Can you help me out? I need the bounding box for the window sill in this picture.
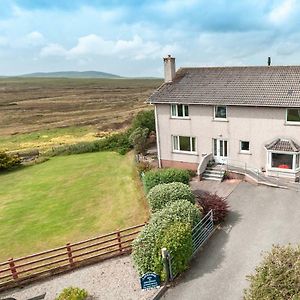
[268,167,295,173]
[170,117,191,120]
[239,151,252,155]
[172,151,198,156]
[212,118,229,122]
[284,121,300,126]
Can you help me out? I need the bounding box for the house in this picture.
[148,55,300,181]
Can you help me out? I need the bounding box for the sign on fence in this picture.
[140,272,160,290]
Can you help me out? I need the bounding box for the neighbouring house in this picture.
[148,55,300,181]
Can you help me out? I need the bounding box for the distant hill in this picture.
[19,71,122,79]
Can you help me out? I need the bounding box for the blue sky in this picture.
[0,0,300,76]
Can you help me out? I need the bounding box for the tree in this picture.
[129,127,149,154]
[132,110,155,133]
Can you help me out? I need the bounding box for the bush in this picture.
[143,168,190,193]
[0,151,21,171]
[155,222,193,281]
[195,191,229,223]
[244,244,300,299]
[147,182,195,213]
[132,200,201,278]
[129,127,149,154]
[55,287,88,300]
[136,161,153,175]
[132,109,155,133]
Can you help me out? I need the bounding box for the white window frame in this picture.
[267,150,300,172]
[240,140,250,153]
[286,108,300,125]
[171,104,189,118]
[214,105,227,120]
[172,135,197,154]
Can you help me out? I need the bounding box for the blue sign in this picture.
[140,272,160,290]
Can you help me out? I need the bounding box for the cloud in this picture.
[24,31,45,46]
[40,43,67,57]
[268,0,296,25]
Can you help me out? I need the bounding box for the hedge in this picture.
[132,200,201,277]
[143,168,190,193]
[0,151,21,171]
[147,182,195,213]
[244,244,300,299]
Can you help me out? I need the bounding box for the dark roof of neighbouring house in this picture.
[148,66,300,107]
[265,138,300,152]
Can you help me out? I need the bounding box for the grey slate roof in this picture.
[149,66,300,107]
[265,138,300,152]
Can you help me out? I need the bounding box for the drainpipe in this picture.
[154,104,162,168]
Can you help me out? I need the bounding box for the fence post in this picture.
[161,248,171,282]
[117,230,122,253]
[8,258,18,280]
[66,243,74,267]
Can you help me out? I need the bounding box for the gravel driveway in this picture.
[0,256,159,300]
[163,182,300,300]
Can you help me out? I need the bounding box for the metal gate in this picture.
[165,210,214,281]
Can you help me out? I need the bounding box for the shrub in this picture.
[143,168,190,193]
[0,151,21,171]
[55,287,88,300]
[132,200,201,278]
[244,244,300,299]
[147,182,195,213]
[129,127,149,154]
[132,109,155,133]
[195,191,229,223]
[155,222,193,281]
[136,161,153,175]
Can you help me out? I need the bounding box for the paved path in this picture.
[163,182,300,300]
[0,256,159,300]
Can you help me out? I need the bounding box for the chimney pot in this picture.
[163,55,176,83]
[268,56,271,67]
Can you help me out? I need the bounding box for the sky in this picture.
[1,0,300,77]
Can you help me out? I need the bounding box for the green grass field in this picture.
[0,152,149,261]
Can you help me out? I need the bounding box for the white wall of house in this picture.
[156,103,300,177]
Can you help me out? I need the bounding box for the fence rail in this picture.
[0,223,145,291]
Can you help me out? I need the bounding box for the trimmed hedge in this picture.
[244,244,300,299]
[132,200,201,277]
[147,182,195,213]
[143,168,190,193]
[55,287,88,300]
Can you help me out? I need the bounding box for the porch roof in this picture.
[265,138,300,152]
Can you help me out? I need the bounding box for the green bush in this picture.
[244,244,300,300]
[129,127,149,154]
[143,168,190,193]
[0,151,21,171]
[55,287,88,300]
[147,182,195,213]
[132,200,201,277]
[132,109,155,133]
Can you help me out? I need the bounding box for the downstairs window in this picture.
[172,136,196,153]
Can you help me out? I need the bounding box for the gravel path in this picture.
[0,256,160,300]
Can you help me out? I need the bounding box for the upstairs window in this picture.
[172,135,196,153]
[286,108,300,123]
[171,104,189,118]
[240,141,250,152]
[214,105,227,119]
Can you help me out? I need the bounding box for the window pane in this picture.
[177,104,183,117]
[219,140,224,156]
[224,141,228,157]
[191,137,196,152]
[287,109,300,122]
[179,136,191,151]
[296,154,300,169]
[215,106,227,118]
[213,139,217,156]
[241,141,250,151]
[171,104,177,117]
[173,136,178,150]
[184,105,189,117]
[271,153,293,169]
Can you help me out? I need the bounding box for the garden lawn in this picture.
[0,152,149,261]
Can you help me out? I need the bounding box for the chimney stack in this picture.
[268,56,271,67]
[163,55,176,83]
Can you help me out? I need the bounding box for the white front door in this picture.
[213,139,228,164]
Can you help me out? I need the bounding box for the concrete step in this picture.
[202,175,222,181]
[204,170,224,176]
[202,169,225,181]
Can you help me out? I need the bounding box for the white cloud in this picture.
[40,34,180,61]
[25,31,45,46]
[268,0,296,24]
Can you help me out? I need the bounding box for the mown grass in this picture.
[0,152,149,261]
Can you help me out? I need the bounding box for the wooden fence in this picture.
[0,223,145,291]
